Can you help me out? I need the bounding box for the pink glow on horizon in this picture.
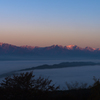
[66,45,76,49]
[0,42,100,52]
[0,42,4,46]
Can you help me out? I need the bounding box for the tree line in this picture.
[0,71,100,100]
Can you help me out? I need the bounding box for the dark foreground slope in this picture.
[0,71,100,100]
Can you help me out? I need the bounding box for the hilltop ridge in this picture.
[0,42,100,60]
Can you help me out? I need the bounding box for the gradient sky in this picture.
[0,0,100,48]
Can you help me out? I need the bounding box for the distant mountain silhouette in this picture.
[0,42,100,59]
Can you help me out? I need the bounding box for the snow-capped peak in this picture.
[66,45,76,49]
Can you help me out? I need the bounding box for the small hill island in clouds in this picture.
[0,42,100,60]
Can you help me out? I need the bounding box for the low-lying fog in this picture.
[0,59,100,89]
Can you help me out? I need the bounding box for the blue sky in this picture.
[0,0,100,48]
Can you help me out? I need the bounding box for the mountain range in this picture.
[0,42,100,60]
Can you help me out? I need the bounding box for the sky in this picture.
[0,0,100,48]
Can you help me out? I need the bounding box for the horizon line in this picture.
[0,42,99,49]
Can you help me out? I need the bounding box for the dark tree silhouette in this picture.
[0,71,59,100]
[1,72,100,100]
[88,76,100,100]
